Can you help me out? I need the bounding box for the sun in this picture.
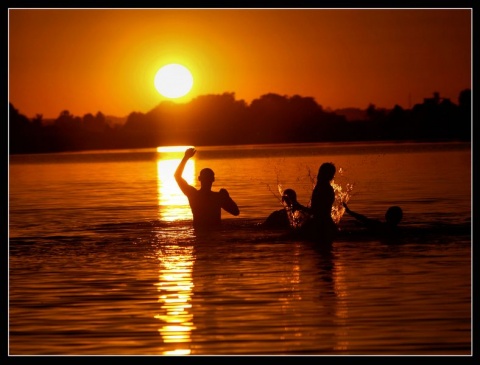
[154,64,193,99]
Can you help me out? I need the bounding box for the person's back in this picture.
[187,188,238,229]
[263,208,291,229]
[175,148,239,231]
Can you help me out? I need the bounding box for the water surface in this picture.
[9,141,472,355]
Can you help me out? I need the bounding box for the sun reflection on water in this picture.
[156,147,196,221]
[332,252,349,351]
[154,243,196,355]
[154,146,197,355]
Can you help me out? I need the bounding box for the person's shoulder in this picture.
[182,184,198,195]
[264,209,289,227]
[212,190,225,198]
[267,209,288,221]
[216,189,236,201]
[269,209,286,217]
[299,203,310,211]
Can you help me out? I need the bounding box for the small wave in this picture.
[9,218,471,250]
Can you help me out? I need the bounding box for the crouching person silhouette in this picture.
[263,188,311,229]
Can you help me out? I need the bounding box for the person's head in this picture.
[317,162,336,182]
[281,189,297,206]
[198,168,215,185]
[385,206,403,226]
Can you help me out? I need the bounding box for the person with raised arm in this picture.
[174,147,240,231]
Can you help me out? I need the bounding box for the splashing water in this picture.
[277,184,305,229]
[331,180,354,224]
[272,166,354,228]
[290,209,310,229]
[307,166,354,224]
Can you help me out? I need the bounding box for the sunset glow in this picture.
[8,8,471,119]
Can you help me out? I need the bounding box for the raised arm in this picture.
[175,148,196,194]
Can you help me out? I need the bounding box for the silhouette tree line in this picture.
[9,89,471,154]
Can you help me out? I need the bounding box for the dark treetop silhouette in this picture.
[9,89,471,154]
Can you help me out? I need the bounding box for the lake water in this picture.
[8,141,472,356]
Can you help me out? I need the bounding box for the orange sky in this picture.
[8,8,472,119]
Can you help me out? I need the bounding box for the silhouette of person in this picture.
[301,162,338,243]
[342,202,403,236]
[174,147,240,231]
[263,188,311,229]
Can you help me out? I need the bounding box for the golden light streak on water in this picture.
[155,244,195,355]
[156,147,196,221]
[332,252,349,351]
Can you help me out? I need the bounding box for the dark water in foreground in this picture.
[9,142,472,356]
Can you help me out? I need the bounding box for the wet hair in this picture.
[385,206,403,225]
[317,162,336,181]
[282,189,297,201]
[199,168,215,182]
